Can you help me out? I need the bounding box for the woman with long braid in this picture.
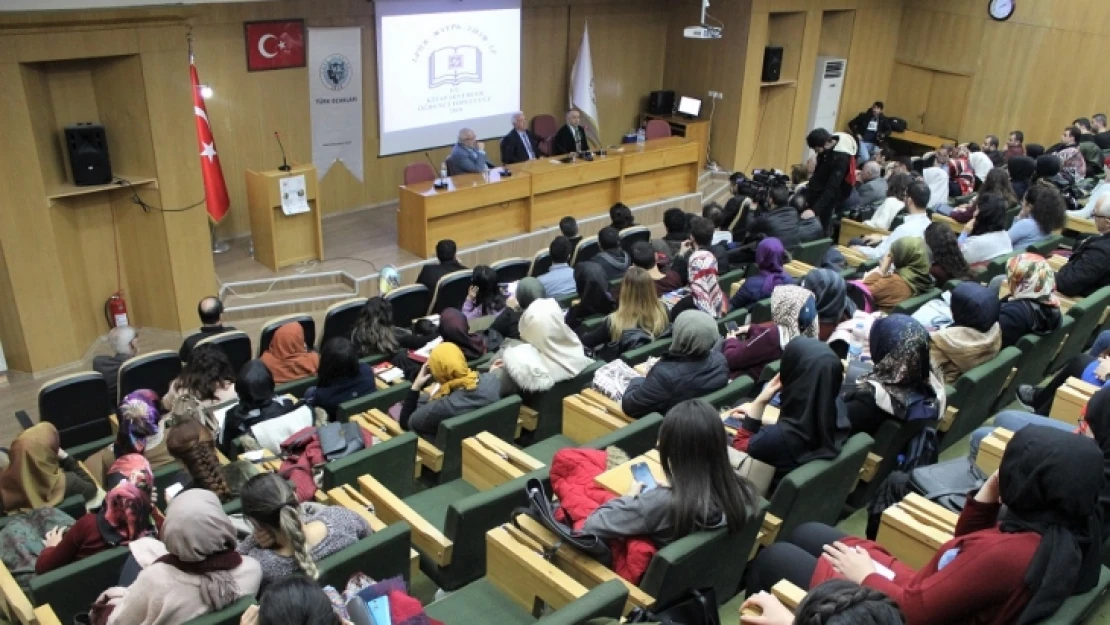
[237,473,369,591]
[742,579,905,624]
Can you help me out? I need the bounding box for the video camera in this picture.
[733,168,790,208]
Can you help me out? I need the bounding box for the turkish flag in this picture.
[245,20,306,72]
[191,63,230,223]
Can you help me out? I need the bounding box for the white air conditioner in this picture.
[805,56,847,160]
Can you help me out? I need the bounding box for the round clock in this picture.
[989,0,1015,21]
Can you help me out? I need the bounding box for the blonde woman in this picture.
[580,267,670,353]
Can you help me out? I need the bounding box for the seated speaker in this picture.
[64,124,112,186]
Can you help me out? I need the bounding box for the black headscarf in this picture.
[1035,154,1060,178]
[999,425,1104,624]
[1084,386,1110,535]
[236,360,277,411]
[573,262,615,317]
[950,282,1000,333]
[776,338,851,464]
[1026,143,1045,159]
[1008,155,1035,183]
[438,308,487,360]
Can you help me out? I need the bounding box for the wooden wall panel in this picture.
[817,10,854,58]
[521,5,569,124]
[895,8,982,76]
[836,5,900,130]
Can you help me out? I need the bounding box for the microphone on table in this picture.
[425,152,449,190]
[274,132,291,172]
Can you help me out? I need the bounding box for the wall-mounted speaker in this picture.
[64,124,112,186]
[761,46,784,83]
[648,90,675,115]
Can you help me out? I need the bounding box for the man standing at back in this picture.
[179,296,235,362]
[500,112,540,165]
[805,128,853,235]
[416,239,468,293]
[446,128,493,174]
[552,109,589,156]
[95,325,138,403]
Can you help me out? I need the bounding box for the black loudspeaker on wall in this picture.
[648,90,675,115]
[64,124,112,186]
[761,46,784,83]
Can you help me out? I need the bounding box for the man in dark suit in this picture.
[551,109,590,156]
[500,112,540,165]
[416,239,468,293]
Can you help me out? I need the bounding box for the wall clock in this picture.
[989,0,1015,21]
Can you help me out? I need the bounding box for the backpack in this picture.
[889,117,907,132]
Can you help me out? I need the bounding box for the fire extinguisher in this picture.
[105,292,129,329]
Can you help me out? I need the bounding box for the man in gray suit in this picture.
[445,128,494,174]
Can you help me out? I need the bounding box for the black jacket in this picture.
[1056,232,1110,298]
[621,351,729,418]
[848,112,892,143]
[179,325,237,363]
[1096,132,1110,150]
[998,299,1062,349]
[552,124,589,156]
[806,149,853,230]
[750,206,802,250]
[415,260,467,294]
[500,128,541,165]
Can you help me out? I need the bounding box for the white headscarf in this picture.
[969,152,993,182]
[923,167,949,209]
[501,298,594,392]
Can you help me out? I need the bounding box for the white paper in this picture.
[279,175,310,216]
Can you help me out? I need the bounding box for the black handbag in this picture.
[318,422,365,462]
[626,587,719,625]
[909,457,984,513]
[519,478,612,567]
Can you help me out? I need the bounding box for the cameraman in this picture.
[719,172,750,238]
[748,186,802,250]
[805,128,855,235]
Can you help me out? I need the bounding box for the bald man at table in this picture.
[551,109,590,156]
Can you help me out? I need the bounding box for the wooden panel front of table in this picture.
[520,155,623,229]
[619,137,700,206]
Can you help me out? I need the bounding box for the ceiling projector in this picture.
[684,1,722,39]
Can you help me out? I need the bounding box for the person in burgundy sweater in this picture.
[722,285,818,381]
[36,454,159,574]
[746,425,1104,625]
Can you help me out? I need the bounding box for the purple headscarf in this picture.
[755,237,791,297]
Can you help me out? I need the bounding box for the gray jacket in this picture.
[857,177,888,208]
[446,143,492,174]
[581,485,728,547]
[406,372,501,439]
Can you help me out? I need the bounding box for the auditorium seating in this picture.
[531,114,558,140]
[528,249,553,277]
[939,346,1022,451]
[491,257,531,284]
[182,597,256,625]
[644,119,672,140]
[570,236,600,266]
[385,284,432,328]
[1048,286,1110,373]
[116,349,181,403]
[404,162,437,185]
[319,297,367,349]
[428,269,474,315]
[256,314,316,355]
[195,330,252,375]
[29,546,130,624]
[618,226,650,255]
[38,372,114,459]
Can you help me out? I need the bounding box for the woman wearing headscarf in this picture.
[930,283,1002,384]
[958,193,1014,267]
[842,314,944,436]
[730,338,850,481]
[259,323,319,384]
[400,342,501,441]
[489,277,545,341]
[100,490,261,625]
[621,310,728,418]
[670,250,728,321]
[968,151,994,188]
[1026,143,1045,159]
[997,253,1062,348]
[1008,155,1036,200]
[0,423,98,515]
[35,454,158,574]
[723,285,818,381]
[922,167,950,214]
[730,238,793,311]
[86,390,176,486]
[564,262,615,331]
[801,269,856,340]
[747,425,1104,625]
[219,360,299,457]
[437,307,487,361]
[861,238,934,312]
[495,298,594,397]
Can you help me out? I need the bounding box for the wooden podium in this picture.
[246,164,325,271]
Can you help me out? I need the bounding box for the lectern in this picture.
[245,164,324,271]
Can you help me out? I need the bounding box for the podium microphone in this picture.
[426,152,448,189]
[274,132,291,172]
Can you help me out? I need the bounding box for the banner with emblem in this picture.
[308,27,364,181]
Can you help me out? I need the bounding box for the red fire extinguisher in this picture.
[105,292,129,329]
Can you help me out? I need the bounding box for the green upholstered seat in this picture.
[891,288,942,315]
[791,238,832,267]
[767,433,874,543]
[994,316,1073,411]
[1026,233,1064,256]
[749,299,772,324]
[152,461,183,501]
[322,431,419,498]
[425,578,628,625]
[620,338,674,366]
[523,412,664,466]
[716,307,748,335]
[428,395,523,484]
[1039,566,1110,624]
[222,498,242,515]
[758,360,781,384]
[336,382,409,423]
[940,346,1021,451]
[30,546,130,624]
[846,419,929,510]
[717,268,747,294]
[701,375,755,410]
[316,522,413,586]
[1049,286,1110,373]
[67,435,115,461]
[975,252,1019,283]
[405,479,479,532]
[274,375,317,400]
[182,597,255,625]
[525,360,604,444]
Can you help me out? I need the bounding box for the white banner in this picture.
[309,27,364,182]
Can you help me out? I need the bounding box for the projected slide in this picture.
[377,0,521,156]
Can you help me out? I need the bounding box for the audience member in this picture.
[1057,146,1088,186]
[855,181,932,260]
[922,166,950,213]
[0,423,98,515]
[1035,155,1081,212]
[94,325,138,403]
[703,203,733,245]
[793,195,826,245]
[742,579,906,625]
[968,150,994,189]
[863,172,911,231]
[304,338,376,422]
[671,249,727,321]
[253,576,341,625]
[1026,143,1045,159]
[730,237,793,311]
[658,207,690,258]
[720,173,750,235]
[564,262,615,331]
[219,360,298,457]
[621,310,727,418]
[559,216,582,249]
[958,193,1014,267]
[179,296,235,363]
[581,399,759,545]
[749,186,804,249]
[1017,345,1109,414]
[86,390,173,484]
[1009,184,1065,249]
[580,267,669,352]
[1003,130,1025,162]
[593,227,630,282]
[1008,155,1036,200]
[399,342,501,439]
[445,127,492,174]
[538,235,576,298]
[723,285,817,381]
[608,202,635,231]
[1094,113,1110,149]
[805,129,854,233]
[982,134,1002,162]
[260,323,319,384]
[415,239,467,293]
[1049,126,1081,155]
[949,167,1017,224]
[168,416,252,502]
[1055,198,1110,297]
[629,241,682,295]
[930,283,1002,383]
[461,264,506,320]
[801,269,856,340]
[437,307,487,360]
[1075,117,1097,143]
[924,222,971,285]
[847,102,890,164]
[730,338,850,481]
[350,297,434,360]
[857,162,887,207]
[671,216,730,287]
[163,343,236,411]
[862,237,933,312]
[997,253,1062,348]
[100,489,261,625]
[489,277,545,340]
[494,298,593,396]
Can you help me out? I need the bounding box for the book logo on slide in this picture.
[320,53,352,91]
[429,46,482,88]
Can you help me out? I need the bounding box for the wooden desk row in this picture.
[397,137,701,257]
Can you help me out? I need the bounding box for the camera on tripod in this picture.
[733,168,790,208]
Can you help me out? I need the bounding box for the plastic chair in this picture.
[528,249,553,278]
[531,114,558,139]
[428,269,474,315]
[257,314,316,355]
[384,284,431,328]
[318,298,368,349]
[195,330,253,375]
[404,162,437,185]
[570,237,600,266]
[491,257,531,284]
[38,372,114,458]
[116,350,181,403]
[644,119,672,140]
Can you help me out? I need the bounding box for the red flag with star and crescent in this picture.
[191,63,230,223]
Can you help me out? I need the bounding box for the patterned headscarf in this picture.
[115,390,162,457]
[755,238,791,297]
[890,238,935,295]
[97,453,156,546]
[688,250,725,319]
[1056,147,1086,184]
[1007,253,1059,307]
[863,314,932,406]
[427,342,480,399]
[771,285,819,346]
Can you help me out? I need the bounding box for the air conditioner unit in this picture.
[805,56,847,160]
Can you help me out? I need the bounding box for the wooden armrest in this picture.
[835,245,868,267]
[487,526,589,613]
[562,396,629,445]
[215,450,230,466]
[0,560,34,625]
[759,513,782,547]
[858,452,882,482]
[784,262,813,278]
[325,485,420,577]
[1046,255,1068,272]
[510,514,655,613]
[362,409,443,472]
[518,406,539,432]
[771,579,807,612]
[362,409,405,436]
[1066,377,1101,396]
[938,406,958,432]
[109,414,119,436]
[579,389,631,419]
[357,474,453,567]
[350,413,394,442]
[33,605,62,625]
[730,280,744,298]
[900,494,959,532]
[877,504,953,570]
[462,433,543,490]
[975,428,1012,475]
[238,450,280,473]
[1050,382,1093,426]
[837,219,889,246]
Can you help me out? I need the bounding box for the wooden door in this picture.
[885,62,932,131]
[924,72,970,141]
